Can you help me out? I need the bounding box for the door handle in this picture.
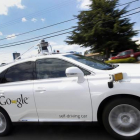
[35,90,46,92]
[35,87,46,92]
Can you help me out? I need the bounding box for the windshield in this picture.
[117,51,131,56]
[64,54,114,70]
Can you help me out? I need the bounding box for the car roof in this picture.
[0,53,72,71]
[119,49,133,53]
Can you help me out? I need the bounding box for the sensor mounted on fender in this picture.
[108,73,123,88]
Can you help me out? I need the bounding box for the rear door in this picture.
[0,62,38,122]
[33,58,92,122]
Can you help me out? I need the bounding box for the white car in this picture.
[0,53,140,140]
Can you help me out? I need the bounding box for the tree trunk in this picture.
[105,47,110,59]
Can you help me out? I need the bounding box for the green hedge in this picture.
[105,57,136,64]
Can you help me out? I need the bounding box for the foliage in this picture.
[84,50,89,55]
[105,57,136,63]
[66,0,139,58]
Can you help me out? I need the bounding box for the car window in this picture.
[125,51,131,55]
[118,52,125,56]
[118,51,131,56]
[36,58,90,79]
[1,62,34,83]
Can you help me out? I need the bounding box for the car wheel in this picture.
[0,109,12,136]
[137,56,140,61]
[102,98,140,140]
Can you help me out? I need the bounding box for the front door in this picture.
[34,58,92,122]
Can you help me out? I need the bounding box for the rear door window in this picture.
[1,62,34,83]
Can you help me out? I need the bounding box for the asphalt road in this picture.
[1,123,116,140]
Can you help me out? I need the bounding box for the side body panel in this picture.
[87,75,140,121]
[0,81,38,122]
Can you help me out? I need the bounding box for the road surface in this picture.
[1,123,115,140]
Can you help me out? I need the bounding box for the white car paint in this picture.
[0,54,140,122]
[34,77,92,122]
[0,81,38,122]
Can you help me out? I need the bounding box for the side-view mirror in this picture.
[65,67,85,83]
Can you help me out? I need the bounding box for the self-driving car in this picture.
[0,53,140,140]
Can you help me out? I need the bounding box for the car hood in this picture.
[112,64,140,74]
[92,64,140,81]
[109,64,140,80]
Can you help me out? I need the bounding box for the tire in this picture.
[102,98,140,140]
[137,56,140,61]
[0,109,12,136]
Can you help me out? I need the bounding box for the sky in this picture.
[0,0,140,63]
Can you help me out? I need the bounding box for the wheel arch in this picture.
[97,94,140,125]
[0,106,12,122]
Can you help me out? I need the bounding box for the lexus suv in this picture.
[0,53,140,140]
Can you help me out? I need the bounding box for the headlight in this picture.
[130,54,134,57]
[109,58,111,60]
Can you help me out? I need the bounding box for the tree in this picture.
[84,50,89,55]
[65,0,139,58]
